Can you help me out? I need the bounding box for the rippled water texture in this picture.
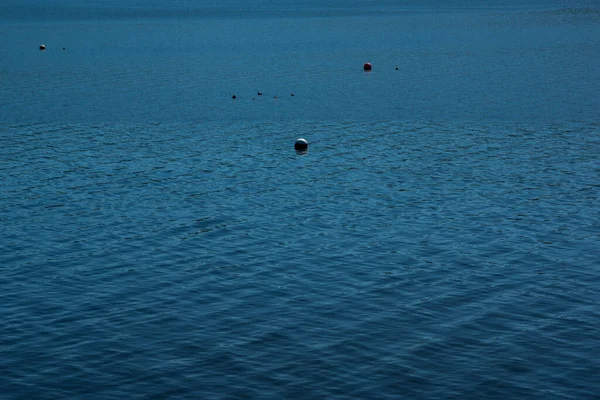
[2,1,600,399]
[2,121,599,398]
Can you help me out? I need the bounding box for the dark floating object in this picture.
[232,95,237,99]
[252,97,255,100]
[294,138,308,151]
[291,93,295,97]
[257,92,263,96]
[395,67,399,70]
[274,95,278,99]
[363,62,372,71]
[39,44,46,50]
[63,47,66,50]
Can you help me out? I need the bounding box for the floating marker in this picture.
[232,95,237,99]
[258,92,263,96]
[363,62,372,71]
[294,138,308,151]
[39,44,46,50]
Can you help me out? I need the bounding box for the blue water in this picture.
[1,1,600,399]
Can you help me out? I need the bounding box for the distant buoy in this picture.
[363,62,372,71]
[274,95,278,99]
[294,138,308,151]
[291,93,295,97]
[232,95,237,99]
[39,44,46,51]
[395,67,399,70]
[258,92,263,96]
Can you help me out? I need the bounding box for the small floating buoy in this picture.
[294,138,308,151]
[291,93,295,97]
[274,95,278,99]
[257,92,263,96]
[232,95,237,99]
[39,44,46,51]
[363,62,372,71]
[395,67,398,70]
[63,47,66,51]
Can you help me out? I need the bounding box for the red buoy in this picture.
[363,62,372,71]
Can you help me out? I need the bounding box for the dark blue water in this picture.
[2,1,600,399]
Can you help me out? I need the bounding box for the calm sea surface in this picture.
[1,1,600,399]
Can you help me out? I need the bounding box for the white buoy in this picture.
[294,138,308,151]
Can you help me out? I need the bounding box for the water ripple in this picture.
[1,120,599,398]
